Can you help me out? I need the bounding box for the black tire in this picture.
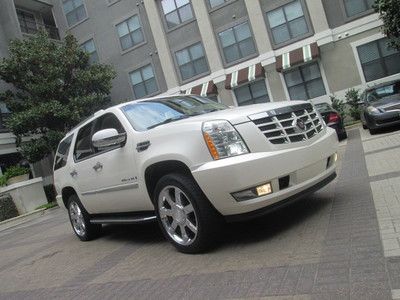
[369,128,378,135]
[67,195,102,241]
[338,131,347,141]
[362,124,367,129]
[153,173,222,254]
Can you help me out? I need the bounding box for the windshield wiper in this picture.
[147,115,189,129]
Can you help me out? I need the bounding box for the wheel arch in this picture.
[144,160,194,204]
[61,186,78,209]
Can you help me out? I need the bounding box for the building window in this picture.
[208,0,229,9]
[161,0,194,29]
[218,22,257,64]
[266,0,309,45]
[16,9,37,34]
[234,80,270,106]
[81,39,99,64]
[175,43,209,81]
[284,62,326,100]
[343,0,374,17]
[130,65,158,99]
[357,38,400,82]
[62,0,87,27]
[116,15,144,51]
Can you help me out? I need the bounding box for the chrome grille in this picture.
[250,104,323,144]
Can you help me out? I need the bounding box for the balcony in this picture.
[14,0,60,40]
[19,18,60,40]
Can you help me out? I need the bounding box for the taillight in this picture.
[328,113,340,123]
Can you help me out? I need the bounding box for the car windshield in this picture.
[366,82,400,102]
[121,96,227,131]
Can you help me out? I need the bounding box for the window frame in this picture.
[283,61,327,100]
[16,8,38,35]
[159,0,195,31]
[233,79,270,106]
[115,14,146,52]
[73,113,127,163]
[129,63,160,99]
[263,0,313,49]
[216,19,258,66]
[356,37,400,83]
[62,0,88,28]
[173,41,210,83]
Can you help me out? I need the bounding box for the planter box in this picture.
[7,174,29,186]
[0,177,47,214]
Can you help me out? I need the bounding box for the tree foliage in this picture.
[0,31,115,162]
[374,0,400,50]
[345,88,361,121]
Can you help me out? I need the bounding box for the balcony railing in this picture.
[0,113,10,133]
[19,20,60,40]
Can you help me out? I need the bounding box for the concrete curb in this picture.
[0,206,59,232]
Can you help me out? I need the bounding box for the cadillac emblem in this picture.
[292,117,306,132]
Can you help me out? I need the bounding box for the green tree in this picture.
[0,31,115,163]
[345,88,361,121]
[374,0,400,50]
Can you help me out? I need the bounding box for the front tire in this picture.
[154,173,222,254]
[67,195,101,241]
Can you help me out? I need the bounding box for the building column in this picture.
[190,0,223,73]
[244,0,272,55]
[305,0,329,33]
[143,0,179,90]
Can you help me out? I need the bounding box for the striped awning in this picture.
[225,63,265,90]
[183,81,218,96]
[276,43,319,72]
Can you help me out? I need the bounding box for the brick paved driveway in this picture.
[1,126,400,299]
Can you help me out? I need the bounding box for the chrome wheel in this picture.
[69,201,86,237]
[158,185,198,246]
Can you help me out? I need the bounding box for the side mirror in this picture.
[92,128,126,149]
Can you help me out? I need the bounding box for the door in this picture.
[71,113,145,214]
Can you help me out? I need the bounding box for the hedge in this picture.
[0,194,19,222]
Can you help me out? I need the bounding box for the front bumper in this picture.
[192,128,338,216]
[366,110,400,129]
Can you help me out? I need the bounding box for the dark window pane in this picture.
[120,35,132,50]
[306,79,326,99]
[344,0,367,16]
[267,8,285,27]
[145,78,158,94]
[385,54,400,76]
[180,63,195,80]
[178,4,193,23]
[235,22,252,41]
[301,63,321,81]
[219,29,236,47]
[250,80,268,99]
[133,82,147,98]
[176,49,191,66]
[364,61,386,82]
[74,123,94,160]
[272,24,290,44]
[166,11,180,28]
[224,45,241,63]
[288,85,307,100]
[288,17,308,38]
[235,81,269,106]
[235,86,252,104]
[209,0,225,8]
[66,12,78,26]
[284,1,304,21]
[131,29,144,45]
[193,58,208,75]
[284,69,303,87]
[358,42,380,63]
[238,38,256,58]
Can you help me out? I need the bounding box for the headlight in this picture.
[202,120,249,160]
[367,106,380,114]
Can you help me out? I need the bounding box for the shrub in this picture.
[4,166,29,180]
[0,176,6,187]
[0,194,19,222]
[43,184,57,203]
[345,88,361,120]
[330,95,346,118]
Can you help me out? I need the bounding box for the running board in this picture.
[90,215,156,224]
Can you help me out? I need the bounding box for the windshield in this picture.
[121,96,227,131]
[366,82,400,102]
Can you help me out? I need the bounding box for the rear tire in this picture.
[362,124,367,129]
[67,195,102,241]
[154,173,222,254]
[338,131,347,141]
[369,128,378,135]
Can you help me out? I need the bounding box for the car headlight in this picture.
[202,120,249,160]
[367,106,380,114]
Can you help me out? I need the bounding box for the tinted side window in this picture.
[54,135,73,171]
[92,113,126,153]
[74,122,94,161]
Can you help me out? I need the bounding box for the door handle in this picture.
[70,170,78,177]
[93,162,103,171]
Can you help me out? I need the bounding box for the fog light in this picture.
[232,182,272,202]
[256,183,272,196]
[333,152,338,162]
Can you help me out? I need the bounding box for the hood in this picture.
[180,100,309,125]
[370,94,400,108]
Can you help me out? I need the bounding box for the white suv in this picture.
[54,95,338,253]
